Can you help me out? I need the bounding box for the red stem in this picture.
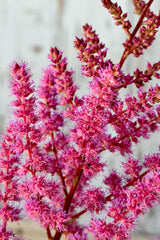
[46,226,52,240]
[113,116,159,147]
[59,170,68,197]
[63,168,83,213]
[53,231,62,240]
[67,170,150,225]
[51,132,68,197]
[48,2,155,239]
[52,167,83,240]
[105,170,149,202]
[119,0,154,68]
[68,209,87,224]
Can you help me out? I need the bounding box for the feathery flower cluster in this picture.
[0,0,160,240]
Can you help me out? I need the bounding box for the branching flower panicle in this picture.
[0,1,160,240]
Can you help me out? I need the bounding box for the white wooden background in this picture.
[0,0,160,237]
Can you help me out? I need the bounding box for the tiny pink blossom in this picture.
[0,1,160,240]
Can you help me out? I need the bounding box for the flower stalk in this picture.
[0,1,160,240]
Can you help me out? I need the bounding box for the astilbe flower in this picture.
[0,130,23,240]
[101,0,132,35]
[0,0,160,240]
[132,0,146,15]
[74,23,109,78]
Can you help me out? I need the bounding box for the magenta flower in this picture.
[0,1,160,240]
